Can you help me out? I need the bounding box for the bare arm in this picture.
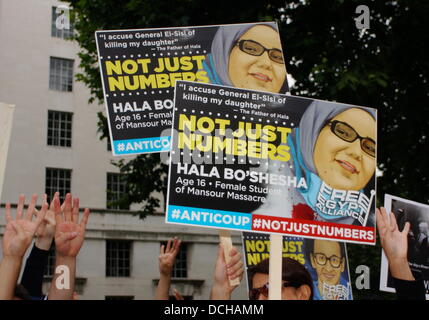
[155,237,181,300]
[0,194,46,300]
[48,194,90,300]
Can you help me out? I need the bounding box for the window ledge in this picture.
[152,278,205,286]
[43,276,87,286]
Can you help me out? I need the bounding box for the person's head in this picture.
[298,101,376,191]
[419,222,429,234]
[210,23,288,93]
[308,239,345,287]
[248,257,313,300]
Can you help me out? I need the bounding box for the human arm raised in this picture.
[155,237,181,300]
[0,194,47,300]
[20,193,58,298]
[48,194,89,300]
[376,207,414,281]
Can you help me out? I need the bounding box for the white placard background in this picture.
[0,103,15,202]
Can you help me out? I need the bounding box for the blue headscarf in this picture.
[288,100,377,225]
[203,22,289,93]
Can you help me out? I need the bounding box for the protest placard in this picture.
[95,22,288,155]
[0,103,14,201]
[380,194,429,298]
[166,81,377,244]
[242,232,353,300]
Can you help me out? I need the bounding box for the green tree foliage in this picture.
[281,1,428,299]
[66,0,428,299]
[283,0,429,204]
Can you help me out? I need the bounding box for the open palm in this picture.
[55,221,86,257]
[159,238,181,276]
[54,194,90,258]
[3,194,47,257]
[376,207,409,260]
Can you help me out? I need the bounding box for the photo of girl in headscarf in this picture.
[254,100,377,227]
[203,22,289,93]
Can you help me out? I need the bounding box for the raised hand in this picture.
[34,193,57,250]
[159,237,181,276]
[376,207,413,280]
[54,193,90,258]
[1,194,47,300]
[3,194,47,257]
[155,237,181,300]
[377,207,409,261]
[210,243,244,299]
[48,193,89,300]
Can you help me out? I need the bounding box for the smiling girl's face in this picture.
[228,25,286,93]
[313,108,376,191]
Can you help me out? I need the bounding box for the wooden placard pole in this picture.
[268,233,283,300]
[0,103,14,202]
[218,229,240,287]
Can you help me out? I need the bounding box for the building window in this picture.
[49,57,74,92]
[51,6,74,39]
[44,243,56,276]
[45,168,72,202]
[106,240,131,277]
[105,296,134,300]
[106,173,129,210]
[47,110,73,147]
[160,242,187,278]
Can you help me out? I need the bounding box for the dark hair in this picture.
[305,238,346,262]
[248,257,313,300]
[14,284,32,300]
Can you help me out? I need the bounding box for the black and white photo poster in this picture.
[380,194,429,298]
